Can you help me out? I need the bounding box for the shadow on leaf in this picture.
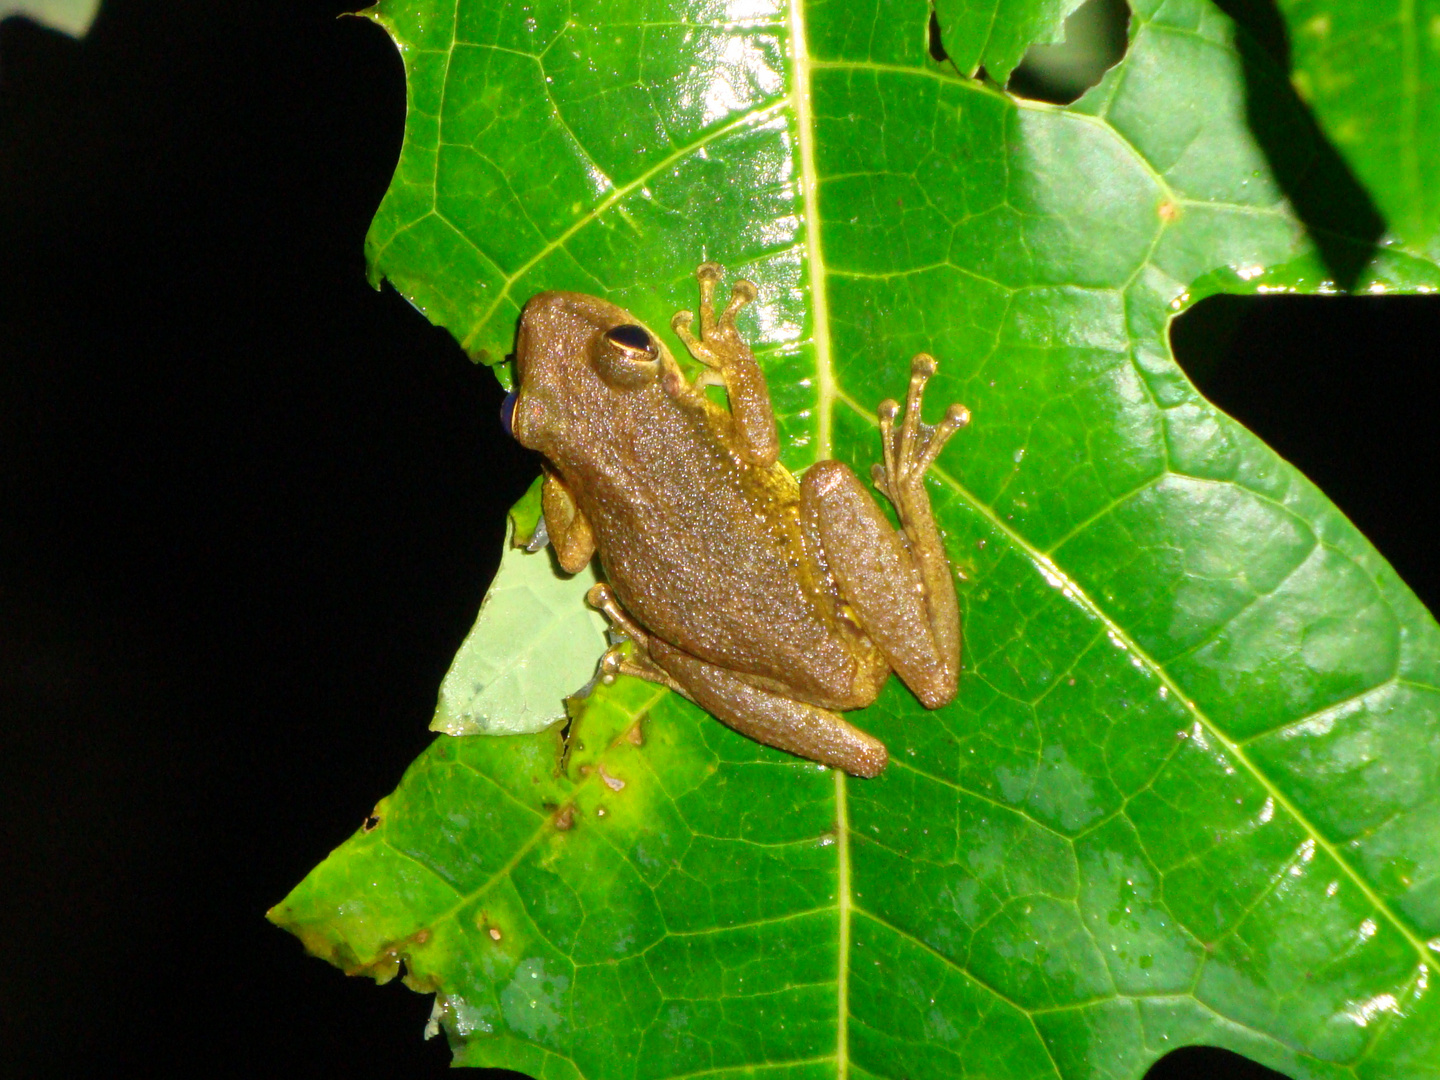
[1212,0,1385,291]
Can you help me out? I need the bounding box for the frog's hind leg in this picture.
[802,356,968,710]
[587,585,886,776]
[646,637,888,778]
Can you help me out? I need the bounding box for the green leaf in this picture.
[432,477,609,737]
[933,0,1092,82]
[0,0,99,37]
[274,0,1440,1075]
[1265,0,1440,260]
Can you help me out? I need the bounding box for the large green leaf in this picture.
[272,0,1440,1075]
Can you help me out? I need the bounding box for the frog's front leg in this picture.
[542,467,597,574]
[803,354,969,709]
[587,584,887,777]
[671,263,778,468]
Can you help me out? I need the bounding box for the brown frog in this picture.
[509,263,968,777]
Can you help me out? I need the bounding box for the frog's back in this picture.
[573,398,879,707]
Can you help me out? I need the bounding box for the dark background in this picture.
[0,2,1434,1076]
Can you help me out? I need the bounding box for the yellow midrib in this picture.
[786,0,847,1074]
[791,0,834,465]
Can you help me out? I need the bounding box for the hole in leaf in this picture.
[1007,0,1130,105]
[1144,1045,1292,1079]
[362,813,381,832]
[927,7,948,62]
[1172,293,1440,615]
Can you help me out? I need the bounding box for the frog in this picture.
[507,262,968,778]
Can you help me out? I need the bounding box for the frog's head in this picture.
[510,290,672,455]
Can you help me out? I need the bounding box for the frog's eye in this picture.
[592,322,661,388]
[604,324,656,356]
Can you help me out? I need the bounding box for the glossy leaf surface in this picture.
[933,0,1091,81]
[273,0,1440,1075]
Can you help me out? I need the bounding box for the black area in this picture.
[1006,0,1130,105]
[927,6,948,63]
[1206,0,1290,69]
[1209,0,1386,291]
[1145,1045,1293,1080]
[1173,294,1440,615]
[0,3,535,1075]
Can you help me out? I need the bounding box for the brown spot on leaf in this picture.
[599,765,626,791]
[1158,200,1180,223]
[488,927,503,941]
[626,719,645,746]
[554,805,575,831]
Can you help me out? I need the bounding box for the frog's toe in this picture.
[875,355,971,492]
[903,353,938,419]
[721,278,758,325]
[671,307,698,342]
[869,461,893,502]
[671,308,723,369]
[695,262,723,315]
[586,582,648,643]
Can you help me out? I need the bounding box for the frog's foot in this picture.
[587,583,688,695]
[670,262,758,377]
[871,353,970,521]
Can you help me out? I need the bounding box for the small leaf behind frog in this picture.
[431,477,608,736]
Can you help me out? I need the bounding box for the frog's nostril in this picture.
[500,391,518,437]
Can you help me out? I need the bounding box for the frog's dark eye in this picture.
[592,320,661,388]
[604,324,655,354]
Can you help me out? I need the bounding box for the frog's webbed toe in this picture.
[805,354,968,712]
[670,261,759,370]
[587,583,686,695]
[872,353,970,510]
[668,262,779,467]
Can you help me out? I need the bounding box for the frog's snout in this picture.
[500,390,517,437]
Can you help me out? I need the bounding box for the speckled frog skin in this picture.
[509,263,968,777]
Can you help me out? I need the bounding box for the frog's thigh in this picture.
[648,638,887,778]
[801,460,957,709]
